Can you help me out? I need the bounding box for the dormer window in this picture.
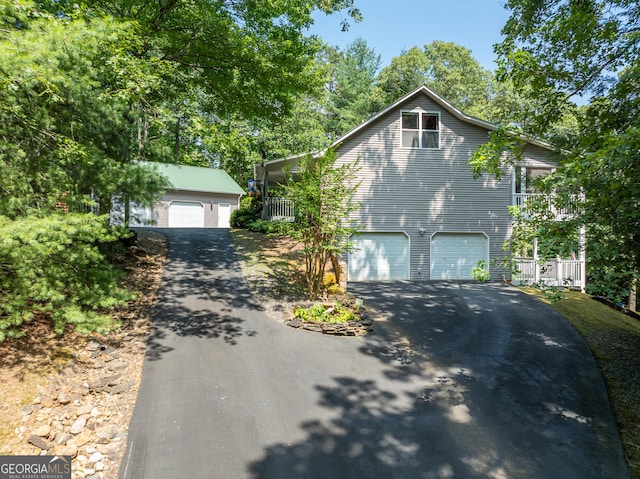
[401,111,440,149]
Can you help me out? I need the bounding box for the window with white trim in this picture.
[401,111,440,149]
[515,166,552,194]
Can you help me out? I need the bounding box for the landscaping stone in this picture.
[287,316,374,336]
[34,424,51,437]
[27,435,49,450]
[57,389,71,405]
[110,382,132,395]
[70,417,87,435]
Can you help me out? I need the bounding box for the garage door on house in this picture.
[348,232,410,281]
[168,201,205,228]
[430,232,489,280]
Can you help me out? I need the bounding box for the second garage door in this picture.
[348,232,409,281]
[430,232,489,280]
[168,201,205,228]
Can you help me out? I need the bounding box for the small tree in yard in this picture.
[283,149,361,300]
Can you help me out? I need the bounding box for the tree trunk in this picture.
[330,252,342,285]
[124,194,130,228]
[630,279,637,312]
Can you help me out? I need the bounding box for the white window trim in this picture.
[513,165,553,194]
[400,110,441,150]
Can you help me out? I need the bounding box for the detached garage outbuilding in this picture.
[116,162,244,228]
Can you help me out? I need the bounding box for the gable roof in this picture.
[261,85,553,172]
[142,162,245,195]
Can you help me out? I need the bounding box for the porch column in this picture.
[578,224,586,292]
[261,172,269,220]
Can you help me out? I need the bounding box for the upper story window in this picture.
[515,166,552,194]
[401,111,440,149]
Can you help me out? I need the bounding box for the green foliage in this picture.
[0,0,367,342]
[246,219,294,235]
[471,0,640,304]
[469,128,526,181]
[530,282,566,304]
[0,3,170,217]
[283,149,361,299]
[326,37,382,137]
[231,208,261,229]
[0,214,134,341]
[293,302,357,323]
[471,261,491,283]
[375,42,500,121]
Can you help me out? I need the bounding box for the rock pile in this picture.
[6,337,146,479]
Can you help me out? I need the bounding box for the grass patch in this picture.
[525,288,640,478]
[231,229,307,300]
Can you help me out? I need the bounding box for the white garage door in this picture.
[168,201,205,228]
[430,233,488,280]
[349,232,409,281]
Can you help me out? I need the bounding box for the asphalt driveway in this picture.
[119,229,629,479]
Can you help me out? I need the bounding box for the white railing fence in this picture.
[512,193,582,220]
[266,197,295,221]
[512,257,585,289]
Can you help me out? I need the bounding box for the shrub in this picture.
[293,302,358,323]
[0,214,135,341]
[246,218,271,233]
[324,272,342,294]
[246,219,294,235]
[240,196,262,211]
[231,208,260,228]
[471,260,491,282]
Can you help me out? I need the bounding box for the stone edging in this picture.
[285,314,374,336]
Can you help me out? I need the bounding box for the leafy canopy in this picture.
[283,149,361,299]
[472,0,640,302]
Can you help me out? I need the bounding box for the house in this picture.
[113,162,245,228]
[256,85,583,283]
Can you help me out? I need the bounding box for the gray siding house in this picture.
[256,86,563,282]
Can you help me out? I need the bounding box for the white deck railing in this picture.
[512,257,585,289]
[266,197,295,222]
[512,193,582,220]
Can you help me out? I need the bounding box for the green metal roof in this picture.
[141,162,245,195]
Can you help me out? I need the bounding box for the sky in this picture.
[307,0,512,72]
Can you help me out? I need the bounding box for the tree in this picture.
[0,0,365,338]
[0,3,170,217]
[471,0,640,303]
[327,37,382,136]
[43,0,362,123]
[283,150,361,299]
[376,42,498,120]
[375,47,431,105]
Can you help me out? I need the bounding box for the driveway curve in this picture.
[119,229,628,479]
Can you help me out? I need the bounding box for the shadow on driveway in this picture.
[248,281,630,479]
[121,233,629,479]
[144,229,261,361]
